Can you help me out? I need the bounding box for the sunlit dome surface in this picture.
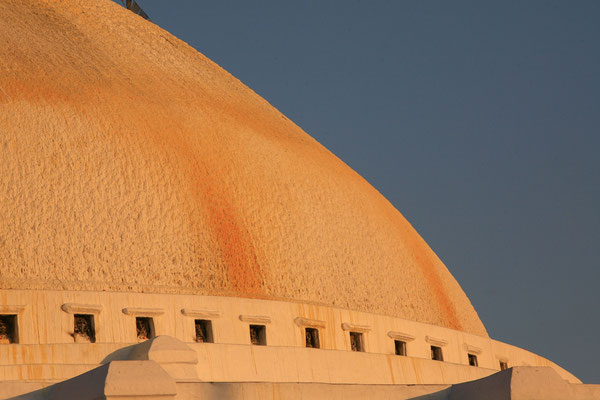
[0,0,486,336]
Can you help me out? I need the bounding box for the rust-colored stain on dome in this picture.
[0,0,487,336]
[148,122,264,296]
[190,154,264,296]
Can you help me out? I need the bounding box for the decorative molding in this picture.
[239,315,271,324]
[425,336,448,347]
[0,305,26,314]
[180,308,221,319]
[122,307,164,317]
[341,323,371,333]
[294,317,326,329]
[61,303,103,315]
[464,343,483,354]
[387,331,416,342]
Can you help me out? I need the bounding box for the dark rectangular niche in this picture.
[249,324,266,345]
[0,315,18,344]
[195,319,213,343]
[500,360,509,370]
[136,317,155,341]
[74,314,96,343]
[431,345,444,361]
[468,353,478,367]
[394,340,407,356]
[350,331,364,352]
[305,327,320,348]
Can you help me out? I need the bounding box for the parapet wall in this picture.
[0,289,579,385]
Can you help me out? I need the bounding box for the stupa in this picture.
[0,0,597,398]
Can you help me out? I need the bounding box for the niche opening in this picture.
[305,327,320,348]
[468,353,478,367]
[431,345,444,361]
[0,315,17,344]
[394,340,407,356]
[350,331,364,352]
[195,319,213,343]
[74,314,95,343]
[136,317,155,341]
[249,324,266,345]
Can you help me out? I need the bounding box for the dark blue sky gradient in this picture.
[116,1,600,383]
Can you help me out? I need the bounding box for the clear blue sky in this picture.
[117,1,600,383]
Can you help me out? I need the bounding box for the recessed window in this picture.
[0,315,18,344]
[195,319,213,343]
[305,327,320,348]
[73,314,95,343]
[349,331,364,352]
[468,353,478,367]
[394,340,407,356]
[500,361,509,370]
[431,345,444,361]
[249,324,266,345]
[136,317,155,341]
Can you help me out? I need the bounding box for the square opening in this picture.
[0,315,18,344]
[349,331,364,352]
[431,345,444,361]
[305,327,320,348]
[394,340,407,356]
[249,324,266,345]
[74,314,95,343]
[136,317,155,341]
[500,361,509,370]
[468,353,478,367]
[194,319,213,343]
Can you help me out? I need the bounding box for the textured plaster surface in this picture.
[0,0,486,336]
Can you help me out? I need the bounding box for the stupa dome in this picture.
[0,0,486,336]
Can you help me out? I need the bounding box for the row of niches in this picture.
[0,309,510,371]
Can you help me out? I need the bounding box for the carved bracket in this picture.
[122,307,165,317]
[387,331,416,342]
[294,317,326,329]
[181,308,221,319]
[239,315,271,324]
[61,303,102,314]
[464,343,483,354]
[0,305,26,314]
[425,336,448,347]
[341,323,371,333]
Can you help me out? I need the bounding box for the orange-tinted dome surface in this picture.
[0,0,487,336]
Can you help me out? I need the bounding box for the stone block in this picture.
[48,360,176,399]
[448,366,580,400]
[127,335,198,380]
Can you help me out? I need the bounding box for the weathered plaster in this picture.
[0,0,487,336]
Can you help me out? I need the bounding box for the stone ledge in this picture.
[61,304,103,315]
